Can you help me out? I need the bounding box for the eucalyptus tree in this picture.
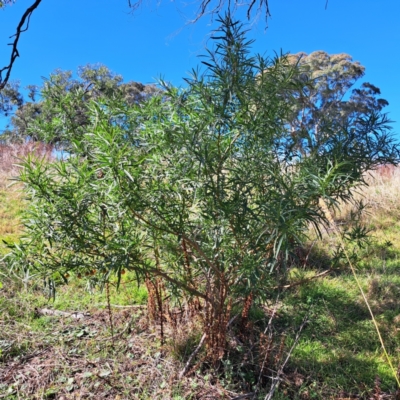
[285,51,390,154]
[0,64,158,145]
[0,81,22,118]
[7,15,399,362]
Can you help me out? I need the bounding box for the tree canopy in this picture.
[0,64,159,145]
[284,51,390,154]
[1,49,391,159]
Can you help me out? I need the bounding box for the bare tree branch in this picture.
[127,0,272,25]
[0,0,42,90]
[178,333,207,378]
[264,310,311,400]
[2,0,269,91]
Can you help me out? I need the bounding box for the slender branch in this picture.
[94,303,145,308]
[178,333,207,378]
[231,394,256,400]
[146,264,211,303]
[264,310,310,400]
[188,0,271,24]
[272,268,333,289]
[123,197,223,279]
[181,233,222,279]
[253,292,281,396]
[0,0,42,90]
[34,307,90,319]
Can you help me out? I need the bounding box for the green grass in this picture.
[271,196,400,398]
[279,276,399,396]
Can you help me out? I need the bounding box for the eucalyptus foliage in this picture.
[1,64,158,145]
[7,16,399,343]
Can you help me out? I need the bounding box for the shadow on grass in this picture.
[277,279,400,397]
[281,349,396,399]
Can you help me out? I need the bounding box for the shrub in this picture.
[6,15,399,362]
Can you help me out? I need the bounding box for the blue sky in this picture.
[1,0,399,136]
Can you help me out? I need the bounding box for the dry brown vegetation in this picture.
[0,142,53,179]
[0,283,232,399]
[0,143,53,256]
[339,165,400,221]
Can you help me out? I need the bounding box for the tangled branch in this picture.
[128,0,271,24]
[0,0,42,90]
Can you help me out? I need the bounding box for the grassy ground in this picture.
[1,151,400,399]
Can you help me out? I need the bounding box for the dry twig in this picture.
[179,333,207,378]
[34,307,90,319]
[263,310,310,400]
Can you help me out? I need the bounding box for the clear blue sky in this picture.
[1,0,399,136]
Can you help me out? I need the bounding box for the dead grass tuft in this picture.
[335,166,400,225]
[0,142,54,254]
[0,142,53,187]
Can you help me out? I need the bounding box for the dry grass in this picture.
[0,142,53,255]
[364,165,400,208]
[335,165,400,225]
[0,142,53,185]
[0,282,245,399]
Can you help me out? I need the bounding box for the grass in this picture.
[0,142,52,256]
[1,155,400,398]
[0,171,24,256]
